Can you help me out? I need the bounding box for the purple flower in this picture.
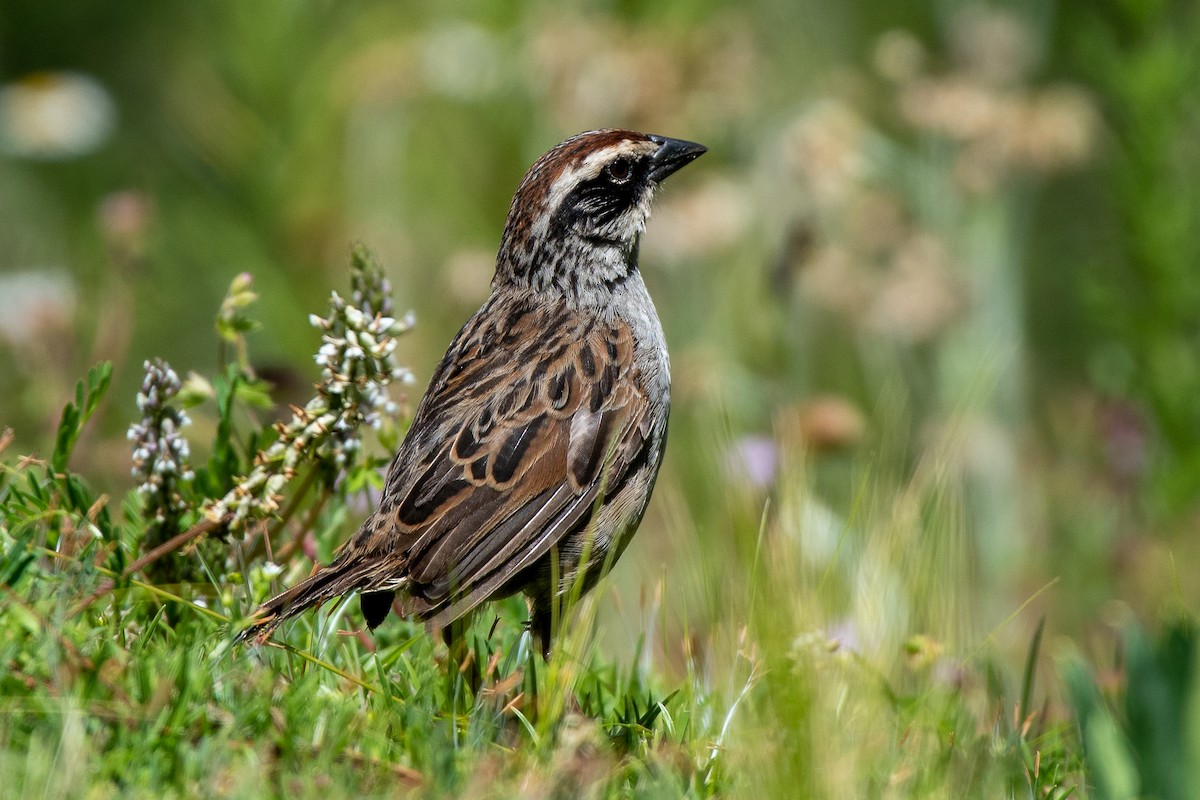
[725,435,778,489]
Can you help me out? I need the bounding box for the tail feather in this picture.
[236,559,379,644]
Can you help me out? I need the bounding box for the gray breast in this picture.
[608,271,670,405]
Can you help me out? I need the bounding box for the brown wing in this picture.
[349,294,654,626]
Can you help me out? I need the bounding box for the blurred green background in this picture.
[3,0,1200,775]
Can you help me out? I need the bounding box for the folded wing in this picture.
[352,297,653,626]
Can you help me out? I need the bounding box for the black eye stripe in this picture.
[556,160,646,229]
[569,182,630,212]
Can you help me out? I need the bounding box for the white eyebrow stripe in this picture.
[545,164,595,215]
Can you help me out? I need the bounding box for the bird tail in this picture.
[236,557,381,644]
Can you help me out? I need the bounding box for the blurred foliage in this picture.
[1065,614,1200,800]
[2,0,1200,795]
[1056,0,1200,512]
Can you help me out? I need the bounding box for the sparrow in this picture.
[239,129,706,657]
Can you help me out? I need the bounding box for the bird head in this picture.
[496,129,707,301]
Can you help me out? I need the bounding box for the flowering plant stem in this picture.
[273,482,332,563]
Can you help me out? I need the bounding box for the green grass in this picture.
[0,298,1087,797]
[5,1,1200,796]
[0,466,1085,798]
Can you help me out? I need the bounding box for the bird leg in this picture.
[531,600,554,661]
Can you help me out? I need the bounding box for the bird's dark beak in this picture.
[647,134,707,183]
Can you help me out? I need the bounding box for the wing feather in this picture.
[366,294,652,623]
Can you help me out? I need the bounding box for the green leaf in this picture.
[24,469,49,507]
[7,601,40,635]
[1086,712,1139,800]
[176,372,215,408]
[344,462,385,494]
[1020,616,1046,725]
[207,365,242,494]
[1124,620,1192,800]
[0,528,36,587]
[51,361,113,474]
[234,377,275,409]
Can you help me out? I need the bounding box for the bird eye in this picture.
[606,158,632,182]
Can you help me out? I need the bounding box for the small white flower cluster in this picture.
[311,294,415,464]
[128,359,194,522]
[207,251,413,533]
